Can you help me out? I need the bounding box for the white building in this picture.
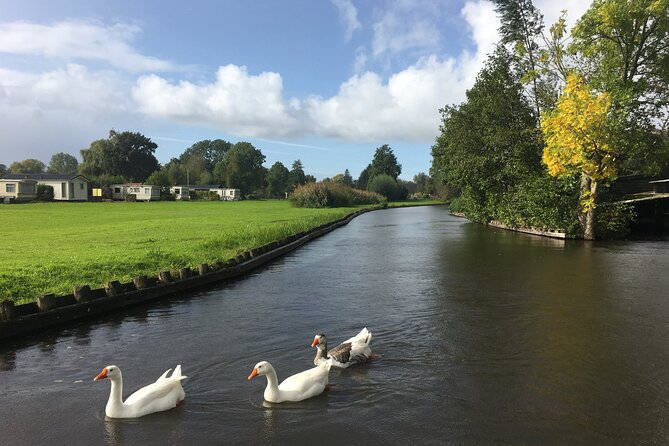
[170,185,190,200]
[111,183,161,201]
[0,178,37,202]
[3,173,89,201]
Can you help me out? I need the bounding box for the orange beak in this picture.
[311,337,319,347]
[247,368,260,380]
[94,368,108,381]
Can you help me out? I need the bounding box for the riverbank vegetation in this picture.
[0,200,377,303]
[290,182,385,208]
[431,0,669,240]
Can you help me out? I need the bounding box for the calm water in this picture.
[1,206,668,445]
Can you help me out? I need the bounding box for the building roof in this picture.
[3,173,90,181]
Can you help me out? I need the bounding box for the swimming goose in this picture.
[311,327,373,368]
[247,360,331,403]
[94,364,186,418]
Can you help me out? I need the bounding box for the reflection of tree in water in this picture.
[0,349,16,371]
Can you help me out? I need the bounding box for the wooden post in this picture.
[159,271,172,284]
[179,267,191,280]
[198,263,209,275]
[37,294,57,312]
[0,300,16,321]
[74,285,92,303]
[105,281,123,296]
[133,275,149,290]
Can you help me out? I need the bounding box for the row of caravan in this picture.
[110,184,241,201]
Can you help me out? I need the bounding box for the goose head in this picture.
[311,334,327,350]
[247,361,272,380]
[94,365,121,381]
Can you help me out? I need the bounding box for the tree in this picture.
[0,164,7,178]
[305,174,317,183]
[180,139,231,171]
[342,169,354,186]
[491,0,545,117]
[9,159,45,173]
[413,172,430,195]
[145,169,171,188]
[570,0,669,175]
[79,130,160,181]
[356,164,372,189]
[214,142,266,197]
[266,162,291,198]
[431,46,543,222]
[289,159,307,189]
[47,152,79,175]
[367,174,401,200]
[370,144,402,179]
[541,73,617,240]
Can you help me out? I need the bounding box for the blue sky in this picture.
[0,0,591,180]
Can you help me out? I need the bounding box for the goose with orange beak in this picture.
[94,364,187,418]
[311,327,373,368]
[247,360,331,403]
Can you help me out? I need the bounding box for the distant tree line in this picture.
[4,130,436,201]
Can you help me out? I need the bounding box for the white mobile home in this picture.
[111,183,161,201]
[0,178,37,202]
[3,173,89,201]
[209,188,241,201]
[170,185,190,200]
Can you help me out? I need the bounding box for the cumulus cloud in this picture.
[371,0,442,58]
[132,65,301,137]
[0,20,176,72]
[331,0,361,42]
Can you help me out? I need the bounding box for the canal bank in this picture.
[0,207,377,340]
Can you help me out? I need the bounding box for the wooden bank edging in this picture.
[0,207,375,341]
[450,212,569,239]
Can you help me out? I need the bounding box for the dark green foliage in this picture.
[370,144,402,179]
[180,139,231,172]
[267,162,291,198]
[0,163,6,177]
[367,174,405,201]
[9,159,45,174]
[36,184,54,201]
[47,152,79,175]
[290,160,307,189]
[290,182,385,208]
[595,201,635,239]
[79,130,159,182]
[357,164,372,189]
[213,142,266,197]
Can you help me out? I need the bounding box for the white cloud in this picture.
[371,0,441,57]
[331,0,361,42]
[0,20,176,72]
[132,65,301,137]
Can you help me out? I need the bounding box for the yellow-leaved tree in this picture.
[541,73,617,240]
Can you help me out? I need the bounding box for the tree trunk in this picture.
[583,177,598,241]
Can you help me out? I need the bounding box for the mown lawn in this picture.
[0,200,368,303]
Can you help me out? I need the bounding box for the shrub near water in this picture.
[290,182,386,208]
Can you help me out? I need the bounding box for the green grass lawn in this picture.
[0,200,369,304]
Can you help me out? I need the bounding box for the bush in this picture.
[290,182,385,208]
[595,201,635,239]
[36,184,54,201]
[192,190,220,201]
[367,174,402,200]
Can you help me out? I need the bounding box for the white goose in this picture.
[94,364,186,418]
[247,360,331,403]
[311,327,373,368]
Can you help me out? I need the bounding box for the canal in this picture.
[1,206,668,444]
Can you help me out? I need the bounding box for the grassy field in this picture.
[0,200,372,304]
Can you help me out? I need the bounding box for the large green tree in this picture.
[266,161,291,198]
[9,159,45,173]
[571,0,669,175]
[180,139,232,171]
[431,46,543,222]
[370,144,402,180]
[289,159,307,189]
[79,130,160,181]
[0,164,6,178]
[47,152,79,175]
[214,142,266,197]
[491,0,545,117]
